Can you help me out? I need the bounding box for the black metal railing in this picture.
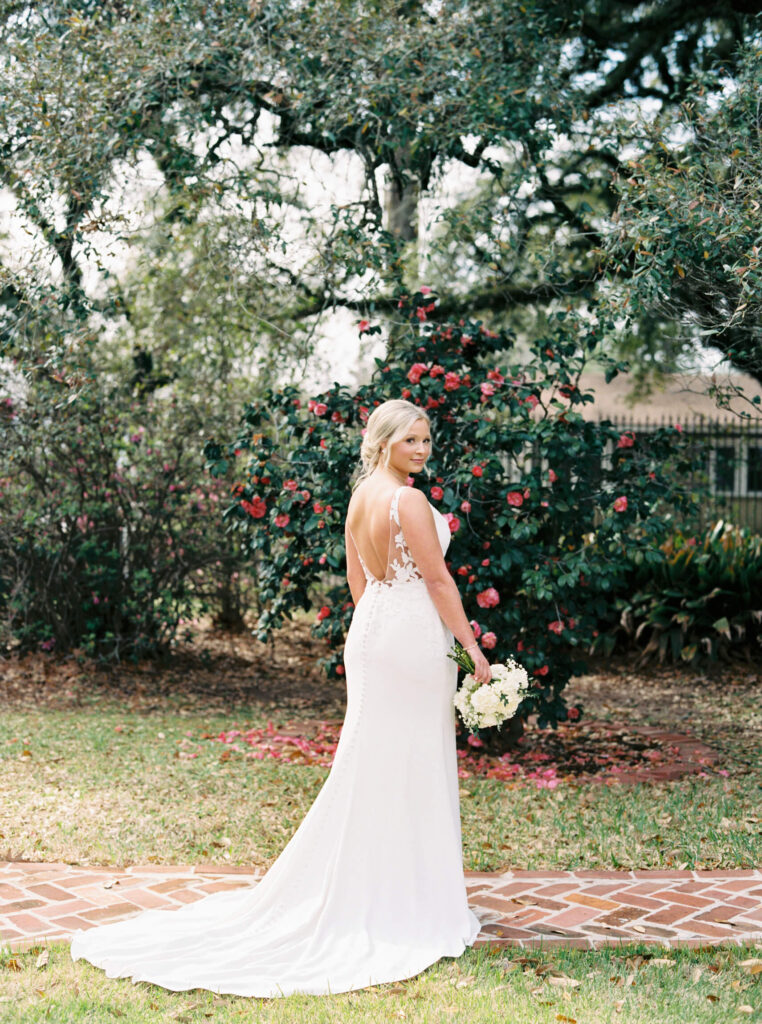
[603,413,762,533]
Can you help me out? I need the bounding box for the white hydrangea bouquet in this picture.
[448,641,529,731]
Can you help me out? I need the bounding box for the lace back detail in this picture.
[349,486,424,587]
[386,486,424,585]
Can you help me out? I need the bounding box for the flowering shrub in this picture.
[0,390,251,660]
[206,293,701,733]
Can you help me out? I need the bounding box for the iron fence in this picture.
[603,413,762,532]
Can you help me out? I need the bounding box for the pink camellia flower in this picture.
[481,631,497,649]
[274,513,290,528]
[444,513,460,534]
[460,499,471,513]
[419,285,433,295]
[480,381,496,398]
[548,469,558,483]
[674,423,683,433]
[430,485,444,500]
[429,364,445,378]
[444,372,462,391]
[283,479,298,490]
[472,465,483,477]
[318,553,327,564]
[316,606,331,621]
[617,432,635,449]
[313,502,324,513]
[506,491,524,507]
[313,402,328,416]
[613,495,628,512]
[466,734,484,748]
[548,620,564,635]
[476,587,500,609]
[301,489,311,501]
[358,319,369,332]
[469,620,482,638]
[407,362,428,385]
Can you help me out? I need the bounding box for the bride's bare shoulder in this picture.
[397,485,430,517]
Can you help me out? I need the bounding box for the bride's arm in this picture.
[398,488,491,682]
[345,523,366,606]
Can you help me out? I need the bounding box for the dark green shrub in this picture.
[0,389,250,660]
[598,520,762,664]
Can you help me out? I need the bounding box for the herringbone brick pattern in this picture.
[1,861,760,953]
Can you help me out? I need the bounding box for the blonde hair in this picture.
[352,399,432,490]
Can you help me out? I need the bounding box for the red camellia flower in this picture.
[407,362,428,384]
[358,319,369,332]
[481,558,490,567]
[283,479,298,491]
[472,465,483,477]
[567,707,580,721]
[476,587,500,608]
[401,388,412,399]
[301,489,311,501]
[469,619,482,638]
[613,495,628,512]
[444,372,462,391]
[506,491,524,507]
[548,620,564,635]
[316,606,331,621]
[457,566,468,576]
[430,485,444,500]
[274,513,290,528]
[313,502,324,513]
[535,664,549,676]
[487,368,504,384]
[336,665,345,675]
[444,513,460,534]
[313,402,328,416]
[617,432,635,449]
[460,499,471,513]
[548,469,558,483]
[481,631,497,649]
[429,364,445,378]
[241,496,267,519]
[425,396,440,410]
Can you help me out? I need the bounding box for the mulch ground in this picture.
[2,619,755,787]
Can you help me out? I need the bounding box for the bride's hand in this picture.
[470,647,492,685]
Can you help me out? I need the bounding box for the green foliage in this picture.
[600,520,762,665]
[206,293,701,730]
[0,387,251,660]
[606,40,762,394]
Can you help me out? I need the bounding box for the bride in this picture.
[70,398,491,997]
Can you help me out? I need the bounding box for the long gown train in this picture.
[69,484,481,996]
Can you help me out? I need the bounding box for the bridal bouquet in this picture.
[448,641,529,731]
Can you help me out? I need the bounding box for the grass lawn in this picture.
[1,625,760,1020]
[2,941,761,1023]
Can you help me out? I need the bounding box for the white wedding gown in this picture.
[70,484,481,996]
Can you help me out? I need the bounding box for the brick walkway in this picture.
[1,861,760,953]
